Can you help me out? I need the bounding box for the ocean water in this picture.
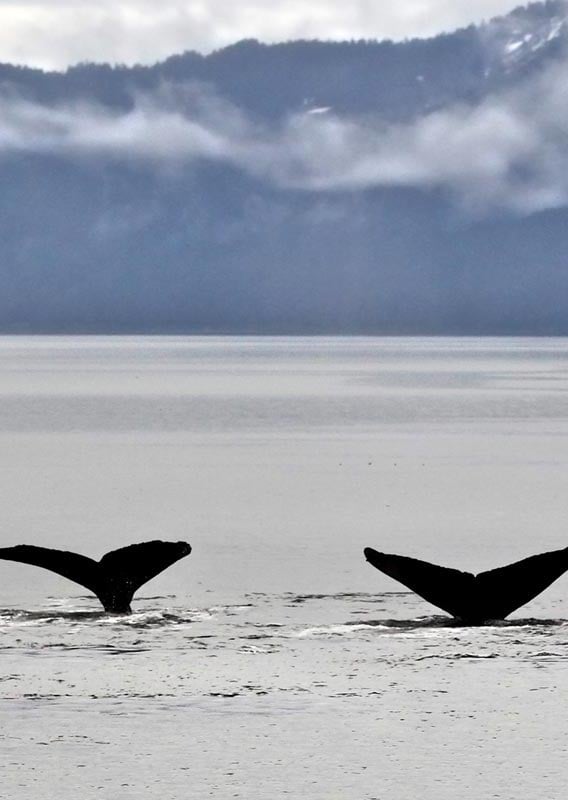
[1,336,567,798]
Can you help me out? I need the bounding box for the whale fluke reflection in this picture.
[0,541,191,613]
[363,546,568,624]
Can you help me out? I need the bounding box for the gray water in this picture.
[1,336,567,798]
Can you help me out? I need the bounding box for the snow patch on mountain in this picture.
[482,1,567,72]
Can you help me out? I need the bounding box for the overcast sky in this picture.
[0,0,525,70]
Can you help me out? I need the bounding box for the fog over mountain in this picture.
[1,0,568,333]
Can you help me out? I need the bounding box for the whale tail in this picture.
[0,540,192,613]
[363,546,568,623]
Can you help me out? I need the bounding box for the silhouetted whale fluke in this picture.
[363,546,568,623]
[0,540,192,613]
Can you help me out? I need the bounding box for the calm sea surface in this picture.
[1,336,567,798]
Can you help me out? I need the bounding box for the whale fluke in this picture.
[0,540,192,613]
[363,546,568,623]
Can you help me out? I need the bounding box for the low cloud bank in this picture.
[2,59,568,214]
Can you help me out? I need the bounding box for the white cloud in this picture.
[2,55,568,216]
[0,1,524,70]
[0,86,251,161]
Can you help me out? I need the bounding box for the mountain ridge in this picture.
[1,1,567,334]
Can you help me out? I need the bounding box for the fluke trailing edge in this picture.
[0,541,191,613]
[363,546,568,624]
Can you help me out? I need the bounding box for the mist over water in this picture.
[1,336,567,798]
